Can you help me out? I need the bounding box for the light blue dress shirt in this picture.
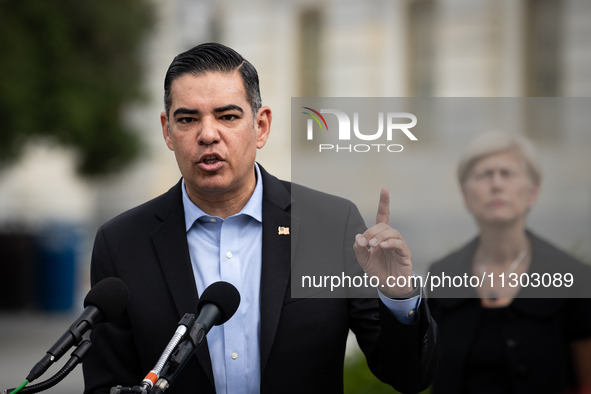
[182,163,420,394]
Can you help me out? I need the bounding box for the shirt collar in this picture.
[182,163,264,231]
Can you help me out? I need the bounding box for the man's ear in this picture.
[256,106,272,149]
[161,112,174,151]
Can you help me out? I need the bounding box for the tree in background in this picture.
[0,0,154,176]
[344,350,431,394]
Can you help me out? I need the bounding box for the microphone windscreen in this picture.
[84,277,130,322]
[198,281,241,325]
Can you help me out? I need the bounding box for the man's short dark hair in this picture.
[164,42,262,118]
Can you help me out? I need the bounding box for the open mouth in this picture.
[202,155,220,165]
[198,154,224,171]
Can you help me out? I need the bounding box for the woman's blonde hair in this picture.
[457,131,542,186]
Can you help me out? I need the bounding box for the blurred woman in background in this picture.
[428,132,591,393]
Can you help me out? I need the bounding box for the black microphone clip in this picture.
[28,306,102,381]
[26,277,129,383]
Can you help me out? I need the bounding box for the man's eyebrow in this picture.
[214,104,244,114]
[173,108,199,117]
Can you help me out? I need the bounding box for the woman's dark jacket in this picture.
[427,231,591,394]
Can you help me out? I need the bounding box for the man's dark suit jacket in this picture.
[83,165,439,394]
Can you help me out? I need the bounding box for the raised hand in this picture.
[353,189,414,297]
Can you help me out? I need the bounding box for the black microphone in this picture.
[195,280,241,329]
[151,281,240,394]
[26,277,129,382]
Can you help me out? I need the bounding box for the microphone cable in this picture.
[6,341,92,394]
[7,380,28,394]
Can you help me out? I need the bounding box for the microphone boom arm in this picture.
[151,302,225,393]
[27,303,103,382]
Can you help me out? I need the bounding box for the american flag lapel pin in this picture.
[278,226,290,235]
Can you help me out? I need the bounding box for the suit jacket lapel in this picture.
[151,180,215,389]
[258,165,299,376]
[150,168,298,385]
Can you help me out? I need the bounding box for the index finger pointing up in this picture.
[376,188,390,225]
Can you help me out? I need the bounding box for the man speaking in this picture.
[83,43,439,394]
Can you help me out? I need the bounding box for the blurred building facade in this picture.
[1,0,591,288]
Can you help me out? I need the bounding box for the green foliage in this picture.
[0,0,154,176]
[570,238,591,264]
[344,351,431,394]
